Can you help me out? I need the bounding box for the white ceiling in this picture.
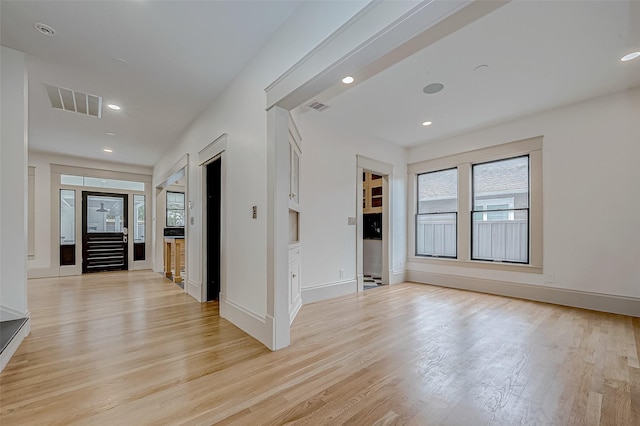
[300,0,640,147]
[2,1,639,167]
[0,0,301,166]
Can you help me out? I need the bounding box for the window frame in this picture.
[415,167,458,259]
[407,136,542,274]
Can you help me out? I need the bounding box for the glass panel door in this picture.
[82,192,128,273]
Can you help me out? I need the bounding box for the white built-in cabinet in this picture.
[288,117,302,323]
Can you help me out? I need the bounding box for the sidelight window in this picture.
[60,189,76,265]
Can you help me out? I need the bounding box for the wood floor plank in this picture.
[0,271,638,425]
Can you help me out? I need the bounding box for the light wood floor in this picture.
[1,271,638,425]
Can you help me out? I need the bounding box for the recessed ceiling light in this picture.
[34,23,56,36]
[423,83,444,94]
[422,121,433,126]
[621,52,640,62]
[106,132,116,136]
[107,104,121,110]
[103,148,113,153]
[341,76,354,84]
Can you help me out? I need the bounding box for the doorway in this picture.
[362,171,384,290]
[356,156,393,291]
[82,192,128,273]
[206,158,221,301]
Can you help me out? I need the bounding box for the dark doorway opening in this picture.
[206,158,221,301]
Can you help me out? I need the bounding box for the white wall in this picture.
[296,116,407,299]
[407,87,640,300]
[0,46,28,320]
[151,2,370,344]
[27,150,152,275]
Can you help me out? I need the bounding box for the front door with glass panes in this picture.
[82,192,128,273]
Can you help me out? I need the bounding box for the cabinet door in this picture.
[289,259,301,317]
[290,262,300,306]
[290,145,300,206]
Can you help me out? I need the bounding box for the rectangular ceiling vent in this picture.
[307,100,329,111]
[44,83,102,118]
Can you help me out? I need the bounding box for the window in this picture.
[60,189,76,266]
[416,168,457,257]
[166,191,185,227]
[409,136,542,271]
[134,195,145,261]
[134,195,145,242]
[61,174,144,191]
[472,156,529,263]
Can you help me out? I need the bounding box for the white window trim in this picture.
[408,136,543,274]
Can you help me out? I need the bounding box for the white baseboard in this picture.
[407,270,640,317]
[289,298,302,325]
[390,270,406,285]
[302,279,357,304]
[132,260,151,270]
[220,293,271,348]
[1,317,30,372]
[0,305,26,321]
[187,279,201,302]
[27,266,57,279]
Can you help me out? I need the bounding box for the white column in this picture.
[0,46,29,319]
[266,106,291,350]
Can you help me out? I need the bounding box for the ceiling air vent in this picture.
[44,83,102,118]
[307,100,329,111]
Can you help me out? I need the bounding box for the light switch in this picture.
[190,217,194,225]
[348,217,356,225]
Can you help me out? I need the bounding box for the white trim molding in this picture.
[154,154,189,189]
[302,279,357,305]
[289,298,302,325]
[266,0,505,110]
[187,279,201,302]
[390,270,406,285]
[0,305,26,321]
[198,134,228,166]
[220,293,272,349]
[27,266,57,279]
[407,270,640,318]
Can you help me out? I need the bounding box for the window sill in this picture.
[410,256,542,274]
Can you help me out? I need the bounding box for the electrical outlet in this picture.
[545,274,555,283]
[339,269,344,278]
[252,205,257,219]
[347,217,356,226]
